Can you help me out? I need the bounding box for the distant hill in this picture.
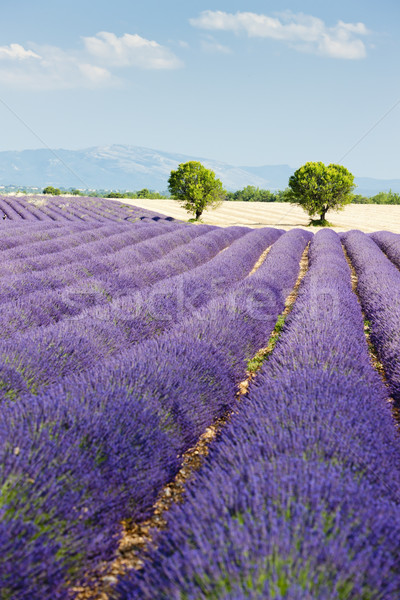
[0,144,398,196]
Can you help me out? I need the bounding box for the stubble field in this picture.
[116,198,400,232]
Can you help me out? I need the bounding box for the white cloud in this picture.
[77,63,113,85]
[0,43,41,60]
[0,31,182,90]
[0,44,114,90]
[190,10,370,59]
[83,32,183,69]
[201,37,231,54]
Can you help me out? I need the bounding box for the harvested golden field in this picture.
[116,199,400,232]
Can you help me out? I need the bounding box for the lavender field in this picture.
[1,195,400,600]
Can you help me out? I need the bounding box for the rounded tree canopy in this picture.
[136,188,151,198]
[287,162,355,224]
[106,192,125,198]
[168,161,226,220]
[43,186,61,195]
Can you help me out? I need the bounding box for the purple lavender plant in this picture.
[0,227,312,597]
[0,385,181,599]
[0,227,280,399]
[0,194,183,223]
[113,230,400,600]
[343,229,400,404]
[370,230,400,270]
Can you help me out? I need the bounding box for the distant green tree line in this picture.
[226,185,400,205]
[43,186,84,196]
[351,190,400,204]
[40,184,400,205]
[41,187,169,198]
[226,185,290,202]
[106,188,169,199]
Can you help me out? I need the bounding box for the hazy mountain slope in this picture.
[0,144,398,195]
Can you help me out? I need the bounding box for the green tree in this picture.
[227,185,278,202]
[136,188,151,198]
[106,192,126,198]
[168,161,226,220]
[287,162,355,225]
[351,194,371,204]
[371,190,400,205]
[43,186,61,195]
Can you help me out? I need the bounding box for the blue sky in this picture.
[0,0,399,179]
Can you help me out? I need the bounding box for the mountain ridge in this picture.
[0,144,398,196]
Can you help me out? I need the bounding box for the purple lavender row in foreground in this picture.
[0,225,247,400]
[0,227,276,399]
[0,223,220,329]
[370,230,400,270]
[115,230,400,600]
[0,220,183,272]
[0,220,103,252]
[342,230,400,404]
[0,223,213,304]
[0,217,130,247]
[0,221,153,264]
[0,230,309,598]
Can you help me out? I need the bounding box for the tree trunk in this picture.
[195,208,202,220]
[319,206,328,222]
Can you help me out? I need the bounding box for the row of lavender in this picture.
[0,224,313,598]
[342,230,400,403]
[3,203,400,600]
[0,220,183,261]
[0,194,173,223]
[0,217,250,595]
[0,224,272,399]
[115,229,400,600]
[0,222,241,340]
